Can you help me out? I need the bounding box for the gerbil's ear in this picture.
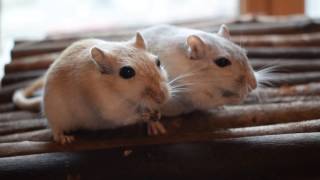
[218,24,231,39]
[133,32,146,50]
[186,35,206,60]
[90,47,113,74]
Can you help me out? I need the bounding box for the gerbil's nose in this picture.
[145,87,166,104]
[248,75,257,91]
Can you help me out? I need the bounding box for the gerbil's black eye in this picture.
[214,57,231,68]
[119,66,135,79]
[156,57,161,68]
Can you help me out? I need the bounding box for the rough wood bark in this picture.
[0,79,35,103]
[247,47,320,59]
[0,111,41,122]
[0,129,51,143]
[1,131,320,158]
[251,59,320,72]
[2,117,320,144]
[244,95,320,104]
[256,82,320,97]
[215,119,320,137]
[5,60,53,74]
[266,72,320,86]
[0,103,16,113]
[10,18,320,59]
[232,32,320,47]
[1,70,45,86]
[1,133,320,179]
[0,118,47,135]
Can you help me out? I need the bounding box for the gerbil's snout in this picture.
[144,84,169,105]
[247,73,257,91]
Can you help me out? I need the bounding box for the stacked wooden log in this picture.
[1,15,320,179]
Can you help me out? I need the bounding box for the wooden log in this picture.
[0,118,47,135]
[10,18,320,59]
[233,32,320,47]
[222,19,320,35]
[3,99,320,131]
[12,52,59,62]
[1,100,319,144]
[216,119,320,137]
[247,47,320,59]
[264,72,320,86]
[251,59,320,72]
[2,97,320,134]
[256,82,320,97]
[1,133,320,179]
[0,80,35,103]
[2,116,320,144]
[11,41,74,59]
[0,100,319,157]
[0,129,52,143]
[1,70,45,86]
[0,130,320,159]
[5,60,53,74]
[0,111,41,122]
[244,95,320,104]
[0,103,16,113]
[177,101,320,129]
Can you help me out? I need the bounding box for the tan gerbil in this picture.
[15,33,170,144]
[140,24,258,116]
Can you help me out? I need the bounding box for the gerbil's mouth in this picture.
[144,89,169,106]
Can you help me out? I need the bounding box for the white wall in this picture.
[306,0,320,18]
[0,0,239,80]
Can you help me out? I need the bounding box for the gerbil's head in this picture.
[90,33,170,110]
[174,24,257,109]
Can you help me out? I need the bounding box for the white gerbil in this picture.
[140,24,257,116]
[37,33,170,144]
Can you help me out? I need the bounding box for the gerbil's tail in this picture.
[13,76,45,112]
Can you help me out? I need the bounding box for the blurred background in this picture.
[0,0,320,78]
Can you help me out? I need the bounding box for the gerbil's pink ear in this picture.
[218,24,231,39]
[133,32,146,50]
[186,35,206,60]
[90,47,113,74]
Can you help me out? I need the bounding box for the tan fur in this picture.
[14,33,170,144]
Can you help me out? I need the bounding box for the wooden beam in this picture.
[1,133,320,179]
[241,0,304,15]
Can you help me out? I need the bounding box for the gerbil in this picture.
[17,33,170,144]
[14,24,259,124]
[140,24,257,116]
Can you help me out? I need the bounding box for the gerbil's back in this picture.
[141,25,201,53]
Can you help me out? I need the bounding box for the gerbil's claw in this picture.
[139,107,161,122]
[141,112,151,122]
[147,121,167,136]
[53,132,75,144]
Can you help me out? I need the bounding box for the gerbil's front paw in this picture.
[140,108,161,122]
[53,132,75,144]
[147,121,167,136]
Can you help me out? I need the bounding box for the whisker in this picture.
[254,63,280,88]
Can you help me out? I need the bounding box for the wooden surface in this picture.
[240,0,304,15]
[1,15,320,179]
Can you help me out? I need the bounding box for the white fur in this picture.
[141,25,257,116]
